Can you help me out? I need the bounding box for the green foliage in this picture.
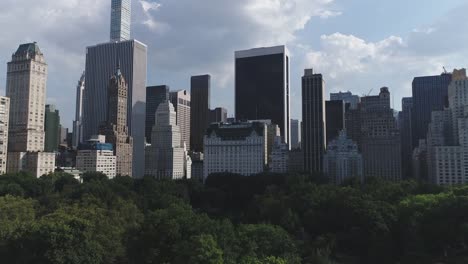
[0,171,467,263]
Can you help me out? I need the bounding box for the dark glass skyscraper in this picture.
[145,85,169,143]
[190,75,211,152]
[325,100,345,146]
[412,73,452,149]
[302,69,325,173]
[235,45,290,146]
[400,97,413,178]
[44,105,60,152]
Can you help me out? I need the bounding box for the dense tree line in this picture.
[0,171,467,263]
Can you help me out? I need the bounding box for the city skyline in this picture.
[1,0,467,130]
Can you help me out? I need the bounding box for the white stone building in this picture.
[323,131,363,184]
[5,42,56,177]
[0,97,9,174]
[76,135,116,178]
[145,101,186,179]
[203,122,267,179]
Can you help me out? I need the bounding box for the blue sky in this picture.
[0,0,467,129]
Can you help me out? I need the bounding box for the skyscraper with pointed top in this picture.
[99,63,133,176]
[82,0,147,177]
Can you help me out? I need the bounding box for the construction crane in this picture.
[443,66,448,74]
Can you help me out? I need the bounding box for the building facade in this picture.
[400,97,413,178]
[204,122,267,178]
[190,75,211,152]
[0,97,9,174]
[170,90,191,148]
[330,91,360,110]
[209,107,228,124]
[6,42,55,177]
[76,135,116,178]
[44,104,60,152]
[290,119,301,150]
[235,46,290,146]
[72,72,85,148]
[324,131,363,185]
[270,136,289,173]
[145,85,169,143]
[110,0,131,42]
[145,101,186,179]
[326,100,345,146]
[302,69,326,174]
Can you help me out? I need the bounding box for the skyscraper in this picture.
[412,73,452,149]
[400,97,413,178]
[302,69,326,173]
[72,72,85,148]
[170,90,191,148]
[190,75,211,152]
[145,101,186,179]
[44,104,60,152]
[209,107,228,124]
[235,45,290,146]
[330,91,360,110]
[290,119,301,150]
[110,0,131,42]
[83,0,147,177]
[99,65,133,176]
[325,100,345,146]
[0,97,10,174]
[6,42,55,177]
[145,85,169,143]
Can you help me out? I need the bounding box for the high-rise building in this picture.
[209,107,228,124]
[110,0,131,42]
[99,65,133,176]
[302,69,326,174]
[76,135,117,178]
[170,90,191,148]
[270,136,289,173]
[72,72,85,148]
[6,42,55,177]
[324,131,363,185]
[325,100,345,146]
[190,75,211,152]
[0,97,10,174]
[360,87,402,181]
[145,85,169,143]
[412,73,452,149]
[400,97,413,178]
[145,101,186,179]
[330,91,360,110]
[290,119,301,150]
[204,122,267,178]
[44,104,60,152]
[59,126,68,148]
[235,45,290,146]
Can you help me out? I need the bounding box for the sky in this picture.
[0,0,467,129]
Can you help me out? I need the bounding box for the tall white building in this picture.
[170,90,191,148]
[72,72,85,148]
[6,42,55,177]
[76,135,116,178]
[145,101,186,179]
[324,131,363,184]
[110,0,131,42]
[204,122,267,179]
[0,97,9,174]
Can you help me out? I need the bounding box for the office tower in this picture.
[330,91,360,110]
[170,90,191,148]
[190,75,211,152]
[59,126,68,148]
[426,69,468,185]
[360,87,402,181]
[110,0,131,42]
[6,42,55,177]
[290,119,301,149]
[72,72,85,148]
[302,69,326,173]
[412,139,427,180]
[145,101,186,179]
[0,97,9,174]
[76,135,117,178]
[412,72,452,149]
[44,105,60,152]
[270,136,289,173]
[235,46,290,146]
[145,85,169,143]
[326,100,345,146]
[288,149,304,172]
[99,65,133,176]
[400,97,413,178]
[190,153,204,181]
[209,107,228,124]
[324,131,363,185]
[204,122,267,178]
